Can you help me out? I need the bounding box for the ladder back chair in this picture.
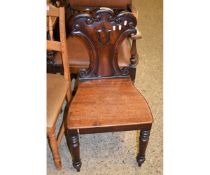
[47,3,71,169]
[65,8,153,172]
[47,0,141,83]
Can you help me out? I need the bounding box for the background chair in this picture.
[47,0,141,83]
[47,3,71,169]
[65,8,153,172]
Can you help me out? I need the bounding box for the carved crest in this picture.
[97,27,111,46]
[71,8,137,80]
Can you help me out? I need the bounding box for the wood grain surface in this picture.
[67,78,153,130]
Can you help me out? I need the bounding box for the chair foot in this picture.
[136,130,151,167]
[48,130,62,170]
[73,161,81,172]
[54,160,62,170]
[136,154,145,167]
[66,129,82,172]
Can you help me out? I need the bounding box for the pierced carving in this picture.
[71,8,137,80]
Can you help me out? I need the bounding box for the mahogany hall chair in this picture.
[47,0,141,83]
[65,8,153,172]
[47,3,71,169]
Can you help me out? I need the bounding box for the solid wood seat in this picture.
[53,37,131,69]
[68,78,152,130]
[47,74,68,128]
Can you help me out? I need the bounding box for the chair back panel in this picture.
[47,4,71,99]
[71,8,137,80]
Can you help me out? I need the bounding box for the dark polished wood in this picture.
[66,8,153,171]
[129,38,138,82]
[71,8,137,80]
[66,129,81,172]
[136,130,151,167]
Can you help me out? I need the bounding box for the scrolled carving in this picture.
[79,68,96,79]
[86,18,93,25]
[73,24,80,30]
[121,67,130,76]
[71,8,137,80]
[96,8,114,20]
[129,21,135,27]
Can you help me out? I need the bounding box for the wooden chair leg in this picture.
[66,129,81,172]
[136,130,151,167]
[57,121,65,145]
[48,130,62,169]
[57,98,70,145]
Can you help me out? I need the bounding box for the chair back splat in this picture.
[71,8,137,80]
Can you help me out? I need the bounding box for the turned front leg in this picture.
[136,130,151,167]
[66,129,81,172]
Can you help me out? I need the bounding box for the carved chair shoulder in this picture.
[71,8,137,80]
